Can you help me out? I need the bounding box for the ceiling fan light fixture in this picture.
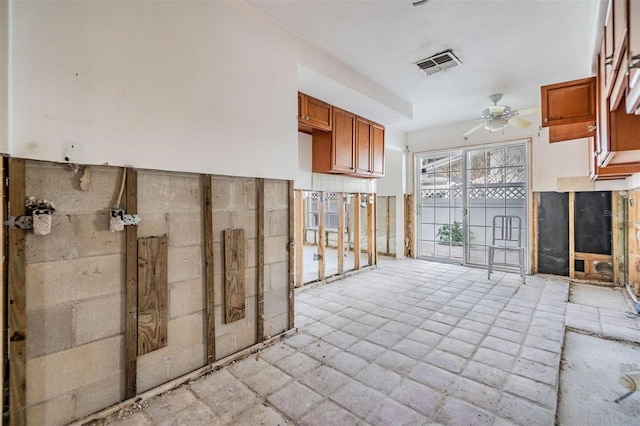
[484,118,509,132]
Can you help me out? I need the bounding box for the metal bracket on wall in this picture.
[4,216,33,230]
[110,208,142,232]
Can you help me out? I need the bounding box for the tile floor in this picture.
[102,259,640,426]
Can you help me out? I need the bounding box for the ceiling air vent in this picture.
[415,50,462,76]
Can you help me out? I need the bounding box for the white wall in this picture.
[8,1,299,179]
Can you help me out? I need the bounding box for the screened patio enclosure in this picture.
[417,142,529,269]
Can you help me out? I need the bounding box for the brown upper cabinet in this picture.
[313,107,355,174]
[310,103,385,178]
[541,77,597,142]
[298,93,332,134]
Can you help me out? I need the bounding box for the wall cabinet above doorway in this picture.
[299,92,385,178]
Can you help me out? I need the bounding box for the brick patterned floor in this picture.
[102,259,640,426]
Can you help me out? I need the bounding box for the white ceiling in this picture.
[248,0,602,132]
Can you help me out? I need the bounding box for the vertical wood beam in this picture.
[0,157,5,423]
[318,192,325,280]
[569,191,575,279]
[294,190,303,287]
[612,191,626,286]
[257,178,265,341]
[386,196,391,254]
[337,192,345,274]
[202,175,215,363]
[354,193,361,269]
[367,194,375,266]
[288,181,295,330]
[532,192,539,275]
[124,168,138,399]
[404,194,415,258]
[8,158,26,426]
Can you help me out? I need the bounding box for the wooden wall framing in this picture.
[288,181,295,330]
[353,193,361,270]
[404,194,414,258]
[202,175,215,363]
[294,190,303,287]
[124,168,138,399]
[317,192,325,280]
[337,192,345,274]
[257,178,265,341]
[8,158,26,425]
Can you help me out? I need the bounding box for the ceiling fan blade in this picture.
[509,117,532,128]
[515,107,540,116]
[463,122,485,137]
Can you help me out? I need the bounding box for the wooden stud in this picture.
[612,191,626,286]
[386,196,391,254]
[532,192,539,275]
[354,193,361,269]
[294,190,304,287]
[137,236,168,356]
[0,157,5,423]
[8,158,26,426]
[124,168,138,399]
[288,181,295,330]
[202,175,215,363]
[569,191,575,279]
[337,192,345,274]
[367,194,375,266]
[224,229,246,323]
[404,194,415,258]
[318,192,325,280]
[257,178,265,340]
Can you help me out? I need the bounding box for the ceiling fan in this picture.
[463,94,539,138]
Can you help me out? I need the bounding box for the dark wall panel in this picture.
[538,192,569,276]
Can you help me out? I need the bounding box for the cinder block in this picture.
[232,210,257,239]
[269,262,288,290]
[170,278,205,319]
[213,272,223,307]
[169,345,207,380]
[264,180,289,209]
[264,236,288,264]
[137,213,168,239]
[74,373,124,419]
[246,238,257,268]
[27,336,123,405]
[25,162,121,214]
[212,211,231,243]
[245,180,257,209]
[169,174,201,212]
[74,293,124,346]
[214,332,236,360]
[138,171,171,212]
[137,355,171,394]
[264,287,288,319]
[229,178,249,210]
[26,394,74,426]
[210,177,232,210]
[168,245,202,283]
[168,212,203,247]
[167,312,204,351]
[26,213,125,263]
[267,209,288,237]
[236,323,258,351]
[27,305,73,359]
[27,254,124,311]
[269,313,289,337]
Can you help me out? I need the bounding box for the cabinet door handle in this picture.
[630,53,640,69]
[588,125,597,132]
[306,116,310,120]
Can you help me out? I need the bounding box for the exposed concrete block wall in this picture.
[210,176,258,359]
[136,170,206,393]
[20,160,292,425]
[24,162,126,425]
[263,180,290,338]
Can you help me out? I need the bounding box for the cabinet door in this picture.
[541,77,596,127]
[371,124,385,177]
[355,117,371,174]
[627,0,640,113]
[306,96,332,131]
[332,108,355,173]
